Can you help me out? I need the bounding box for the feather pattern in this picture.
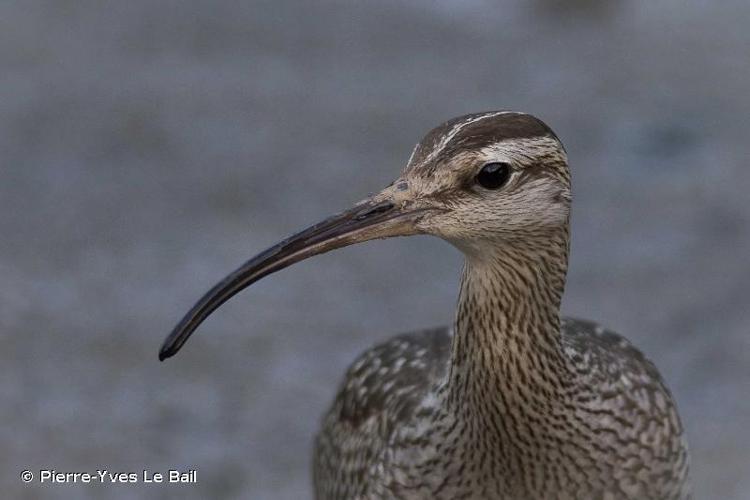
[313,112,690,499]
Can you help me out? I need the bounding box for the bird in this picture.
[159,111,691,499]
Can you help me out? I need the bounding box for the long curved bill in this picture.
[159,194,425,360]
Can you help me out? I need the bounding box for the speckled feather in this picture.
[312,112,690,499]
[314,320,689,499]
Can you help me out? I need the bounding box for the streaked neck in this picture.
[443,226,573,412]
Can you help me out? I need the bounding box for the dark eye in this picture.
[476,162,511,190]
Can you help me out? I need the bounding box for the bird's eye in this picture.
[476,162,511,190]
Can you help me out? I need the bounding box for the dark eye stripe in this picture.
[476,162,511,190]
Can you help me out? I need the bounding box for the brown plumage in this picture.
[160,111,691,499]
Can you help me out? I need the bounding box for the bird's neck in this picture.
[443,228,574,414]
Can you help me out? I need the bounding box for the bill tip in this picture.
[158,348,171,362]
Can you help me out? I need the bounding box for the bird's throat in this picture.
[444,229,574,419]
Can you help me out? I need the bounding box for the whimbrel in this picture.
[160,112,691,499]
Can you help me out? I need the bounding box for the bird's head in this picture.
[387,111,570,255]
[159,111,570,360]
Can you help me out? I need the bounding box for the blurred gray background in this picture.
[1,1,748,498]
